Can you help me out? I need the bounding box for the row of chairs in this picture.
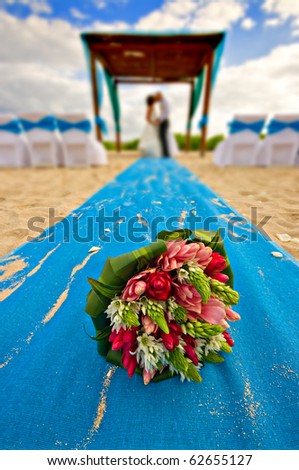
[214,114,299,166]
[0,113,107,167]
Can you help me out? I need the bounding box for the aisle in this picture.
[0,158,298,450]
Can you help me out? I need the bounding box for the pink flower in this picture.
[142,315,158,335]
[200,298,229,328]
[158,240,212,271]
[143,369,156,385]
[225,306,240,322]
[174,282,202,319]
[122,271,148,301]
[204,252,229,284]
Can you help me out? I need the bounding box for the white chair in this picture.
[214,114,267,166]
[56,113,107,167]
[260,114,299,166]
[0,114,31,167]
[18,113,62,167]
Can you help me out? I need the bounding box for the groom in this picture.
[155,91,170,158]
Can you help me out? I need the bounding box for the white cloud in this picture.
[1,5,299,141]
[4,0,52,15]
[136,0,247,32]
[241,17,256,30]
[264,17,281,27]
[70,8,89,20]
[262,0,299,32]
[93,0,106,9]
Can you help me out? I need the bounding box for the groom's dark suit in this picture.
[159,97,170,158]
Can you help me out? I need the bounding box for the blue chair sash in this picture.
[198,114,208,129]
[228,120,265,134]
[267,119,299,135]
[0,119,23,134]
[57,119,92,133]
[20,116,57,132]
[95,116,108,135]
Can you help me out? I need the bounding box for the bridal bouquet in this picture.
[85,229,240,385]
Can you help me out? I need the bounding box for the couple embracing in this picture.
[139,91,179,159]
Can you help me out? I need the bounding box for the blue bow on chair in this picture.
[0,119,23,134]
[267,119,299,135]
[198,115,209,129]
[20,116,57,132]
[95,116,108,135]
[56,119,92,133]
[228,120,265,134]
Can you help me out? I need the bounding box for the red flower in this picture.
[122,349,138,377]
[109,327,139,377]
[182,334,198,365]
[109,327,138,351]
[146,271,172,301]
[205,252,229,284]
[161,322,182,351]
[223,330,234,347]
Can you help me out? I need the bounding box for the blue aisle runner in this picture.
[0,158,298,450]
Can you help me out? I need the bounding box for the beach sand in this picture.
[0,151,298,260]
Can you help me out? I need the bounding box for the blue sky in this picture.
[0,0,299,139]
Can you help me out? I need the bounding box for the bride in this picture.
[138,94,179,158]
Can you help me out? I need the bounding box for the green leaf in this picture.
[152,368,178,383]
[156,229,192,241]
[204,351,225,363]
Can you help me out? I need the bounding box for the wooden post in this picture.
[185,80,194,152]
[90,52,102,142]
[115,80,121,153]
[200,51,213,157]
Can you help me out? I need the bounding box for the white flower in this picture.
[136,333,166,372]
[204,333,225,355]
[194,338,206,359]
[177,268,190,283]
[105,297,128,332]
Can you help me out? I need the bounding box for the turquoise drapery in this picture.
[187,33,226,130]
[81,36,108,134]
[103,70,121,134]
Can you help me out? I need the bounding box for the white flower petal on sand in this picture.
[276,234,292,242]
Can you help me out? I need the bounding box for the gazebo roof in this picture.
[81,31,225,83]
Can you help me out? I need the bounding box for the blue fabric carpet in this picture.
[0,158,298,450]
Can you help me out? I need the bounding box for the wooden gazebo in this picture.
[81,31,225,155]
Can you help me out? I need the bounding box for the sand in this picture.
[0,151,298,260]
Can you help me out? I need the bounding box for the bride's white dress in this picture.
[139,108,179,158]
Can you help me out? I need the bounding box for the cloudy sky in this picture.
[0,0,299,140]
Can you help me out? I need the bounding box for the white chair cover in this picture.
[18,113,62,167]
[0,114,31,167]
[214,114,267,166]
[56,113,107,167]
[260,114,299,166]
